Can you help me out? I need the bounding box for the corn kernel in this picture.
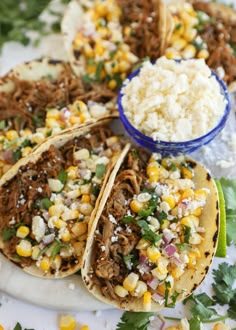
[197,49,209,59]
[108,79,117,90]
[182,44,197,59]
[21,129,32,136]
[0,325,4,330]
[187,251,197,268]
[165,48,181,60]
[195,189,208,200]
[39,256,50,271]
[66,166,78,180]
[86,64,96,75]
[165,327,178,330]
[162,195,176,209]
[81,194,90,203]
[181,166,193,179]
[80,326,90,330]
[181,215,199,231]
[73,241,85,256]
[62,209,79,221]
[213,323,230,330]
[169,265,184,279]
[59,314,76,330]
[84,44,94,58]
[79,113,87,123]
[161,219,170,230]
[73,33,86,49]
[54,219,66,229]
[157,256,169,275]
[48,179,64,192]
[69,116,81,125]
[136,238,150,250]
[181,188,194,200]
[48,204,64,217]
[21,146,33,157]
[183,28,197,42]
[71,222,88,237]
[61,229,71,242]
[130,199,144,213]
[146,162,160,178]
[79,203,93,216]
[123,272,139,291]
[47,109,60,119]
[172,38,187,51]
[95,43,104,56]
[146,246,161,262]
[50,254,62,270]
[192,206,202,216]
[189,232,202,245]
[114,285,129,298]
[6,130,18,141]
[119,60,130,73]
[131,281,148,298]
[143,291,152,311]
[16,240,32,257]
[16,226,30,239]
[31,245,41,260]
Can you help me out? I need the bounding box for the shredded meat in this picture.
[0,60,115,132]
[192,1,236,85]
[117,0,163,60]
[91,148,150,303]
[0,124,115,269]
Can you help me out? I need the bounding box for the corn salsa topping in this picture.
[72,0,138,89]
[91,151,209,310]
[0,126,122,276]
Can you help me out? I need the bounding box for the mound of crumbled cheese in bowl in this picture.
[121,57,227,142]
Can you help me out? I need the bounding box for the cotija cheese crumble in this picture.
[121,57,227,142]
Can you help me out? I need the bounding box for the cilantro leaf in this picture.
[2,227,16,242]
[189,316,201,330]
[13,323,22,330]
[220,178,236,210]
[137,220,162,246]
[0,120,6,130]
[228,294,236,320]
[226,210,236,245]
[183,225,191,243]
[138,193,158,217]
[41,198,54,210]
[116,312,154,330]
[122,216,135,224]
[95,164,106,178]
[212,262,236,305]
[58,169,68,185]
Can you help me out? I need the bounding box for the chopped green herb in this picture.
[46,130,52,137]
[116,311,154,330]
[137,220,162,246]
[95,61,104,81]
[164,282,180,307]
[95,163,106,178]
[51,238,62,259]
[58,169,68,185]
[13,139,33,162]
[92,183,100,197]
[13,323,22,330]
[131,149,139,159]
[191,40,204,51]
[0,120,6,130]
[109,50,117,59]
[3,137,18,150]
[122,216,135,224]
[175,23,182,31]
[41,198,54,210]
[138,193,158,217]
[176,243,192,251]
[2,227,16,242]
[123,254,133,270]
[183,225,191,243]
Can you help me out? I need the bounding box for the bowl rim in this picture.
[118,63,231,147]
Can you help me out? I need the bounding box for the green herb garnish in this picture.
[2,227,16,242]
[95,164,106,178]
[116,311,154,330]
[0,120,6,130]
[137,220,162,246]
[41,198,54,210]
[122,216,135,224]
[58,169,68,185]
[183,225,191,243]
[138,193,158,217]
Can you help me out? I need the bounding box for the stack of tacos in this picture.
[0,119,127,278]
[165,0,236,91]
[82,148,219,311]
[0,58,117,178]
[61,0,173,89]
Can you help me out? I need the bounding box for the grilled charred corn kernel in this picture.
[80,326,90,330]
[66,166,78,180]
[131,281,148,298]
[181,166,193,179]
[136,238,150,250]
[48,179,64,192]
[197,49,209,59]
[108,79,117,90]
[189,232,202,245]
[162,195,176,209]
[79,203,93,215]
[59,314,76,330]
[21,146,33,157]
[16,240,32,257]
[31,245,41,260]
[48,204,64,217]
[16,225,30,239]
[39,256,50,271]
[181,215,199,231]
[182,44,197,59]
[114,285,129,298]
[213,322,231,330]
[143,291,152,311]
[6,130,18,141]
[130,199,144,213]
[73,241,85,256]
[123,272,139,291]
[147,246,161,262]
[71,222,88,237]
[61,229,71,242]
[81,194,90,203]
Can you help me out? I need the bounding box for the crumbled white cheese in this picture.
[108,214,117,224]
[121,57,226,142]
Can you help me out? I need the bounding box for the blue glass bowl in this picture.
[118,67,231,155]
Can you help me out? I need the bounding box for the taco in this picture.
[0,118,128,278]
[0,58,116,178]
[62,0,173,90]
[82,148,219,311]
[165,0,236,91]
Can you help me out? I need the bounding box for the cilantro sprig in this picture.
[116,312,154,330]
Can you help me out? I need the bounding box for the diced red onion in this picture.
[149,315,165,330]
[147,277,159,290]
[163,229,174,244]
[43,233,55,245]
[60,107,71,122]
[1,150,14,164]
[170,255,183,266]
[138,255,151,274]
[164,244,177,256]
[152,292,164,303]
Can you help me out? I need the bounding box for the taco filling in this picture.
[0,59,116,177]
[84,149,217,311]
[0,124,122,277]
[165,1,236,86]
[70,0,164,88]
